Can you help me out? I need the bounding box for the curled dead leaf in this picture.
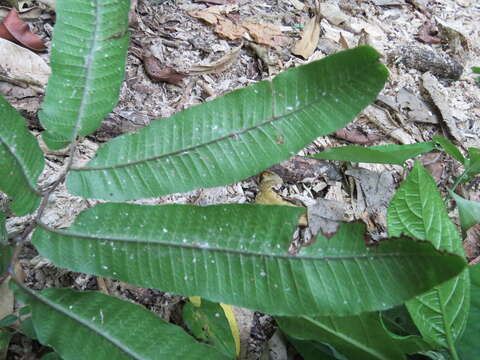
[0,9,46,51]
[415,20,441,44]
[143,53,186,84]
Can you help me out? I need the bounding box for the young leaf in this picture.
[433,136,465,164]
[12,285,227,360]
[0,96,44,215]
[277,312,431,360]
[449,191,480,231]
[388,162,470,357]
[38,0,130,142]
[457,264,480,359]
[183,299,237,358]
[32,203,465,317]
[312,142,435,165]
[67,46,388,200]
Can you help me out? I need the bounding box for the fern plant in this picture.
[0,1,477,359]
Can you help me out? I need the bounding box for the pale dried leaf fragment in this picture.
[189,6,245,40]
[319,3,349,26]
[189,44,242,75]
[292,15,320,59]
[0,38,50,91]
[307,199,346,238]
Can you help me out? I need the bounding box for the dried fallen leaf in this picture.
[255,171,307,226]
[0,37,50,90]
[193,0,234,4]
[292,14,320,59]
[188,44,242,75]
[307,199,345,238]
[242,21,284,47]
[334,128,382,144]
[190,7,285,47]
[143,53,186,84]
[0,9,45,51]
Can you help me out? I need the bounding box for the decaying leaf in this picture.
[255,171,308,226]
[0,9,45,51]
[292,14,320,59]
[143,52,186,84]
[436,17,469,56]
[188,44,242,75]
[307,199,346,238]
[242,21,284,47]
[189,7,285,47]
[189,6,245,40]
[395,87,439,124]
[0,38,50,90]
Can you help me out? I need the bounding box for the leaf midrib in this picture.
[69,0,102,142]
[38,223,449,262]
[71,73,368,171]
[20,285,143,360]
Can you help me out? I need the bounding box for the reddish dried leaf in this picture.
[0,9,46,51]
[143,54,186,84]
[415,20,441,44]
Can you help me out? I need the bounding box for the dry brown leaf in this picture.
[292,15,320,59]
[0,9,46,51]
[188,44,242,75]
[0,38,50,90]
[415,20,441,44]
[242,21,284,47]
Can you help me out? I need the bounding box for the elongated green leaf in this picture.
[183,299,236,358]
[33,203,465,316]
[0,96,44,215]
[67,46,388,200]
[388,162,469,356]
[12,285,227,360]
[312,142,434,165]
[458,264,480,359]
[450,192,480,231]
[433,136,465,164]
[39,0,130,142]
[278,313,430,360]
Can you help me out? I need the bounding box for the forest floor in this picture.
[1,0,480,358]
